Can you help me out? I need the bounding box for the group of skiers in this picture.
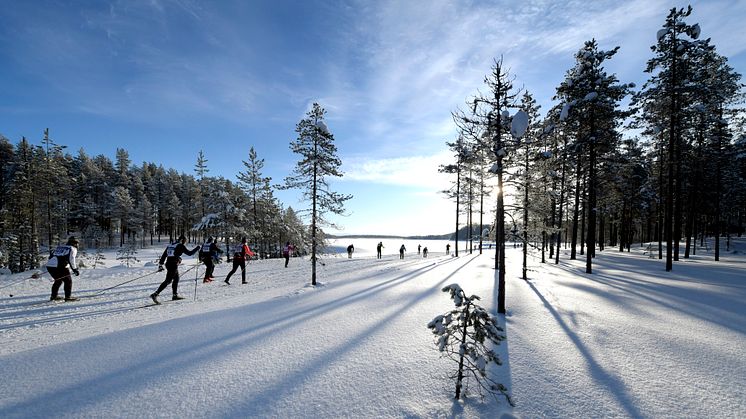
[46,235,297,305]
[150,236,288,304]
[45,235,450,304]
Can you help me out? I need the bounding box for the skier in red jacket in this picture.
[225,237,256,285]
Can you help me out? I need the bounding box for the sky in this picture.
[1,0,745,236]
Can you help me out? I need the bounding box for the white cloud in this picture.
[343,151,454,189]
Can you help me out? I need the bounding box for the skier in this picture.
[282,241,295,268]
[423,247,428,258]
[199,236,222,283]
[399,244,406,259]
[347,244,354,258]
[446,243,451,255]
[150,235,200,304]
[47,236,80,302]
[376,242,384,259]
[225,237,256,285]
[417,244,421,255]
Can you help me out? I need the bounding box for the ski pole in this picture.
[85,269,160,298]
[0,272,47,291]
[194,264,199,301]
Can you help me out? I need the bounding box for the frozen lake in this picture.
[325,236,493,258]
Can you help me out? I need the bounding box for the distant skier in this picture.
[47,236,80,302]
[347,244,355,258]
[282,241,295,268]
[199,236,222,283]
[376,242,384,259]
[446,243,451,255]
[399,244,406,259]
[423,247,428,258]
[150,235,200,304]
[417,244,421,255]
[225,237,256,285]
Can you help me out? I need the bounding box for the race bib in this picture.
[166,244,178,257]
[52,246,71,257]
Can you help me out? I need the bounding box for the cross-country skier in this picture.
[150,235,200,304]
[225,237,256,285]
[282,242,295,268]
[47,236,80,302]
[199,236,222,283]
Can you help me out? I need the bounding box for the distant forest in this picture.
[0,136,308,272]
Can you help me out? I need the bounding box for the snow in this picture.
[657,28,669,41]
[560,102,572,121]
[691,23,701,39]
[510,111,529,139]
[1,237,745,418]
[315,120,329,134]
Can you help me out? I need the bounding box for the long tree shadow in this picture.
[0,255,481,417]
[543,252,746,336]
[523,279,645,418]
[580,272,746,335]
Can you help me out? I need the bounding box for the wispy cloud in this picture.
[343,150,453,190]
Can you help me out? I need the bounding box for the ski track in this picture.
[1,240,745,418]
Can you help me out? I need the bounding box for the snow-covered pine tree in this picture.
[116,237,139,267]
[458,57,521,314]
[194,150,209,223]
[427,284,512,405]
[237,147,277,255]
[111,186,135,247]
[281,206,306,255]
[7,137,41,272]
[281,103,352,286]
[555,39,632,274]
[439,135,468,257]
[39,129,68,248]
[642,6,702,271]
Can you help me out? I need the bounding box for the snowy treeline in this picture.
[0,135,308,273]
[443,6,745,278]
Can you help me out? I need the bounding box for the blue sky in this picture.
[1,0,744,236]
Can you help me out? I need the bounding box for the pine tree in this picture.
[464,58,522,314]
[427,284,511,405]
[194,150,209,221]
[281,103,352,286]
[555,39,632,274]
[238,147,275,253]
[439,136,468,257]
[39,129,68,247]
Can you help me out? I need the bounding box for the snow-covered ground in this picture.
[1,237,744,418]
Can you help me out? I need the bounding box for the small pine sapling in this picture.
[427,284,513,405]
[116,238,139,268]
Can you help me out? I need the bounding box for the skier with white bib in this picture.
[150,235,200,304]
[47,236,80,302]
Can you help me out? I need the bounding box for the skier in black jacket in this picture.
[150,235,200,304]
[200,236,223,283]
[47,236,80,301]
